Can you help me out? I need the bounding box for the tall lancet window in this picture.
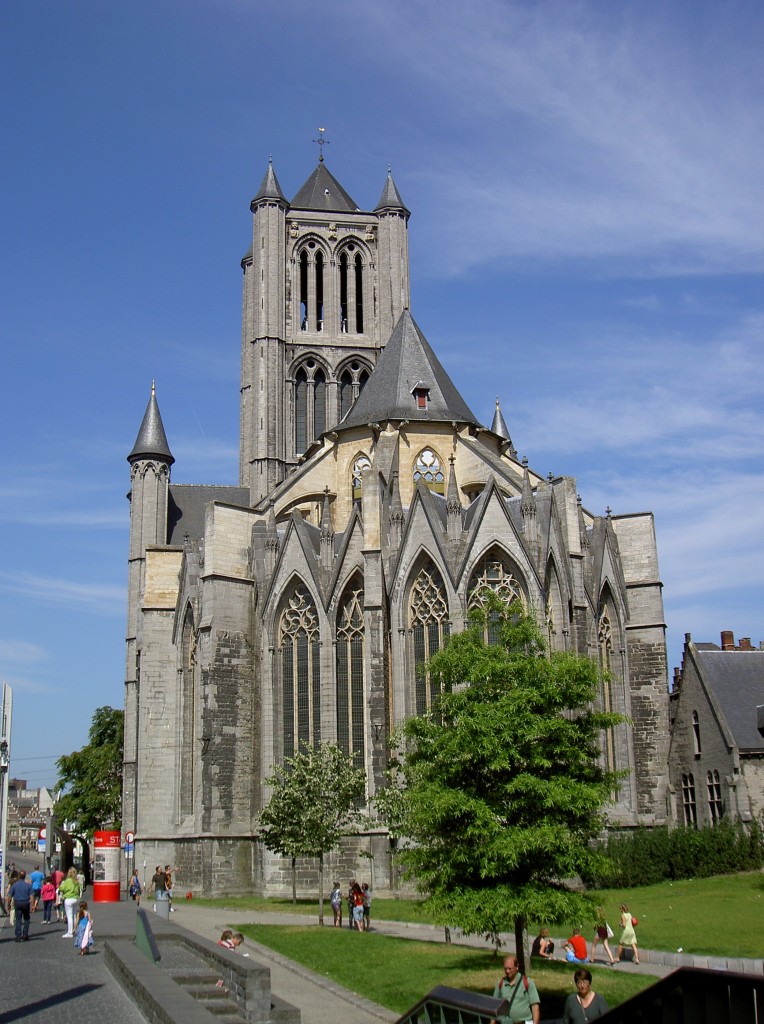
[467,553,525,644]
[279,585,321,759]
[409,560,450,716]
[354,252,364,333]
[340,364,370,420]
[314,368,326,439]
[299,249,309,331]
[339,252,349,333]
[294,367,308,455]
[351,454,371,502]
[179,607,196,818]
[336,580,365,771]
[598,609,616,772]
[315,250,324,332]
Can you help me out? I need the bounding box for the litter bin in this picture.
[155,891,170,920]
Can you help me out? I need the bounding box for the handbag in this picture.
[631,916,638,927]
[606,923,614,939]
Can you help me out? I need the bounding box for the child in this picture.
[218,929,235,949]
[73,901,94,955]
[41,876,56,924]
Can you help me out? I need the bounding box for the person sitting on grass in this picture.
[563,927,589,963]
[531,926,555,959]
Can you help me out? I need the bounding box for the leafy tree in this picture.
[260,742,366,923]
[55,706,124,835]
[382,597,624,972]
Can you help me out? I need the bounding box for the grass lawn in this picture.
[242,924,653,1017]
[199,870,764,958]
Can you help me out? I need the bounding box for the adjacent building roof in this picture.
[128,384,174,465]
[340,310,480,430]
[168,485,251,545]
[697,650,764,752]
[290,161,359,213]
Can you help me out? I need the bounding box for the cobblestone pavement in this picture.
[0,913,149,1023]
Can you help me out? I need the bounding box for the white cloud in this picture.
[0,573,124,613]
[0,640,46,665]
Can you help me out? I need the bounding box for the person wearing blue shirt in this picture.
[10,871,34,941]
[29,865,45,912]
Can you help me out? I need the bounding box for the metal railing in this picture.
[596,967,764,1024]
[394,985,508,1024]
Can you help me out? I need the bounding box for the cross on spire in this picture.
[313,127,330,162]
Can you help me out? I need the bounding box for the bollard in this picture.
[155,890,170,920]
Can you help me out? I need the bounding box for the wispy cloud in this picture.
[0,572,124,613]
[0,640,46,665]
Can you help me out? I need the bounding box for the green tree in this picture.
[382,597,624,972]
[260,742,366,924]
[55,706,124,835]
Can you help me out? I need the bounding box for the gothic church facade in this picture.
[123,155,670,894]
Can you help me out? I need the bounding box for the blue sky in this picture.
[2,0,762,790]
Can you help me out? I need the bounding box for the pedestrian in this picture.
[5,870,19,927]
[41,876,56,924]
[490,955,541,1024]
[129,869,142,904]
[9,870,33,942]
[164,865,175,912]
[151,865,166,911]
[562,968,609,1022]
[590,907,616,965]
[218,929,235,949]
[531,926,554,960]
[362,882,372,931]
[51,866,65,921]
[73,901,94,955]
[346,881,355,929]
[330,882,343,927]
[58,867,81,937]
[615,903,640,964]
[350,882,364,931]
[28,864,44,912]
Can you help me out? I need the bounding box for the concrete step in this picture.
[186,985,232,1002]
[193,998,241,1017]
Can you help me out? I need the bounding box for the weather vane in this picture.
[313,127,330,162]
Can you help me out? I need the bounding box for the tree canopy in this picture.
[380,597,624,970]
[260,742,366,922]
[55,706,124,835]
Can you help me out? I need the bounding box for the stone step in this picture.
[173,973,222,987]
[193,998,241,1017]
[187,985,231,1002]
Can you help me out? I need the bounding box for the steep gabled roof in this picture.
[291,161,359,213]
[697,650,764,751]
[340,310,480,429]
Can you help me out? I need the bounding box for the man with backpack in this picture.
[491,955,541,1024]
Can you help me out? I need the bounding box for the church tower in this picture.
[240,152,411,500]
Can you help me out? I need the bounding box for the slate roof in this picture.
[374,170,409,215]
[340,310,480,429]
[698,650,764,751]
[252,159,287,206]
[167,485,251,545]
[128,386,174,464]
[291,161,359,213]
[491,398,511,441]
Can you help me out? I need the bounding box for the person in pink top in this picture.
[40,877,56,924]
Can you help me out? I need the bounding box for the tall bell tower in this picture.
[239,149,410,501]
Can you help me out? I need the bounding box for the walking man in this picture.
[491,956,541,1024]
[10,870,33,942]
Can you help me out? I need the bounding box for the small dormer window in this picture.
[412,382,430,410]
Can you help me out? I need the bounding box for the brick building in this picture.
[668,631,764,827]
[122,153,671,895]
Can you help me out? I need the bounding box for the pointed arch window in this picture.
[352,454,371,502]
[179,607,197,818]
[340,364,370,420]
[339,246,364,334]
[293,360,327,456]
[467,554,525,644]
[336,581,365,771]
[297,241,325,333]
[279,585,321,760]
[692,710,701,755]
[413,448,445,495]
[409,560,451,715]
[598,609,617,773]
[707,770,723,824]
[682,773,697,827]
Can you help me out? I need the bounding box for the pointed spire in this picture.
[374,168,410,216]
[491,397,510,440]
[447,456,462,540]
[251,157,287,209]
[320,488,334,571]
[127,382,174,464]
[521,458,536,521]
[577,494,590,552]
[389,471,405,550]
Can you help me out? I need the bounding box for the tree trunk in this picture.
[318,852,324,925]
[291,856,296,905]
[514,914,527,976]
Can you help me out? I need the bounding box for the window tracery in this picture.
[707,769,723,823]
[413,448,445,494]
[278,585,321,759]
[336,582,365,770]
[409,560,450,715]
[351,454,371,502]
[467,555,524,644]
[682,773,697,827]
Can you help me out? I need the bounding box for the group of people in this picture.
[491,956,608,1024]
[5,864,93,952]
[329,880,371,930]
[531,903,640,967]
[150,864,176,912]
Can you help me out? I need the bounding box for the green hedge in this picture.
[585,818,764,888]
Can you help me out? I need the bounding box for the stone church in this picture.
[122,153,670,895]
